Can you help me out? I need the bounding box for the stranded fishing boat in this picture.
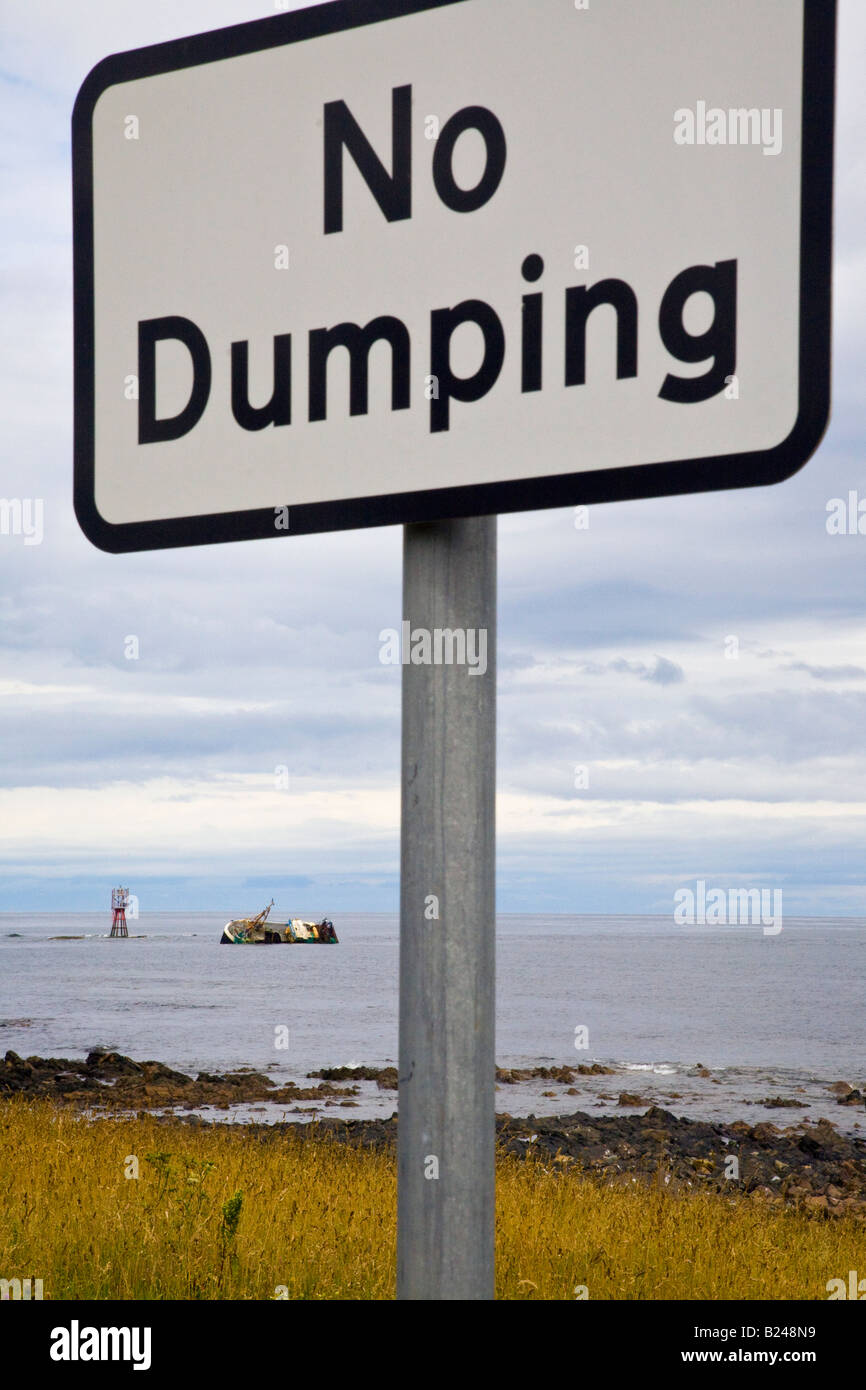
[219,900,338,945]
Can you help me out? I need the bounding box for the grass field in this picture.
[1,1098,862,1300]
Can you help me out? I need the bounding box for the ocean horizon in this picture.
[2,910,862,1134]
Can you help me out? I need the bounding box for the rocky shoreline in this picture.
[302,1109,866,1218]
[3,1049,865,1216]
[0,1048,365,1109]
[0,1050,623,1110]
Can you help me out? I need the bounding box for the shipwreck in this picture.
[219,900,338,945]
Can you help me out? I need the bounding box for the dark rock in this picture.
[54,1072,93,1093]
[757,1097,810,1109]
[644,1107,679,1124]
[3,1051,30,1070]
[310,1065,389,1082]
[798,1130,824,1156]
[496,1063,614,1084]
[87,1051,141,1075]
[140,1061,191,1084]
[751,1123,781,1142]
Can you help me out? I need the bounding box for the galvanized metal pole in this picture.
[397,515,496,1301]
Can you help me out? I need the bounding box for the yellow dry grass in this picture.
[0,1098,862,1300]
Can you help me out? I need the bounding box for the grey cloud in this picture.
[1,0,866,910]
[783,661,866,681]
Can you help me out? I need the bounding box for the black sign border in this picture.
[72,0,836,553]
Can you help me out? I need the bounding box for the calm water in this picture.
[1,913,863,1131]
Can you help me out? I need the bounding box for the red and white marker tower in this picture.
[110,886,129,937]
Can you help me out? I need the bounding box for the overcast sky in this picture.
[1,0,864,916]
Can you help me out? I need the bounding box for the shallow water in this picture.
[1,912,863,1132]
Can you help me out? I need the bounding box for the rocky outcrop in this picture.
[279,1105,866,1217]
[0,1049,358,1109]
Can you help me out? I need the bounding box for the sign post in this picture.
[398,516,496,1300]
[73,0,835,1301]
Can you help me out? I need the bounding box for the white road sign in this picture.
[72,0,835,552]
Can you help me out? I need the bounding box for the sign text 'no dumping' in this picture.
[72,0,834,553]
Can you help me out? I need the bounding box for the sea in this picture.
[1,912,863,1133]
